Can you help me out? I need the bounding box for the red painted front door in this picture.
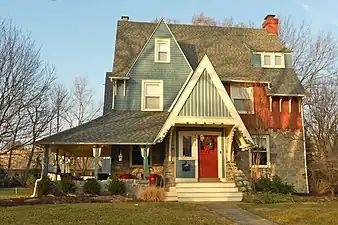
[198,135,218,178]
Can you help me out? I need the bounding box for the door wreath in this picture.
[200,135,215,153]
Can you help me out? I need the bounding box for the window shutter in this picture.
[252,53,261,67]
[285,54,293,68]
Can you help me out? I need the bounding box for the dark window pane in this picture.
[132,146,149,166]
[251,151,267,165]
[183,136,192,157]
[152,144,165,165]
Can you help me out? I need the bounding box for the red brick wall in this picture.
[223,82,303,132]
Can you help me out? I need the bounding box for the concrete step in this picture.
[177,192,242,198]
[178,196,242,202]
[176,182,236,188]
[177,187,239,193]
[165,196,178,202]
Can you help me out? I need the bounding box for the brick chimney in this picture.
[121,16,129,21]
[262,14,279,35]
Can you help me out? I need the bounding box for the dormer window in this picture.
[141,80,163,111]
[261,53,285,68]
[155,38,170,63]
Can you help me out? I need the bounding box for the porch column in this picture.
[92,145,101,179]
[227,128,235,162]
[42,144,50,177]
[31,144,50,197]
[141,145,150,180]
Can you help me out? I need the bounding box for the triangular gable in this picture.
[125,18,192,77]
[179,69,232,117]
[155,55,253,146]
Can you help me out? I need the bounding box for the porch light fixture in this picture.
[118,149,123,162]
[92,146,101,158]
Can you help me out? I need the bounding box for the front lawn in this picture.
[0,188,31,199]
[0,202,234,225]
[240,202,338,225]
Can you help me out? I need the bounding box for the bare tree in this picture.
[63,76,102,128]
[50,84,70,133]
[0,18,55,157]
[279,17,338,90]
[192,13,255,28]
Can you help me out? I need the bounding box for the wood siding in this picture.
[113,21,191,111]
[223,82,302,131]
[179,70,231,117]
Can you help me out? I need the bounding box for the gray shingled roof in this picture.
[39,111,169,144]
[110,20,304,95]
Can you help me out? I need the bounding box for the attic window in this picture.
[261,53,285,68]
[155,38,170,63]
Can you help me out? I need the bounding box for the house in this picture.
[38,14,308,201]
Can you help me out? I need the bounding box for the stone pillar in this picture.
[93,145,101,179]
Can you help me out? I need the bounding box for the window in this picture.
[261,53,285,68]
[183,136,192,157]
[251,135,270,167]
[230,85,254,114]
[141,80,163,111]
[264,55,271,65]
[130,146,150,167]
[155,38,170,62]
[178,132,196,160]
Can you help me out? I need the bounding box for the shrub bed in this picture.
[107,178,125,195]
[83,179,101,195]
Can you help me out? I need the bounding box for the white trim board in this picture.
[154,54,253,145]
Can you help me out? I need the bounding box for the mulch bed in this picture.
[0,195,136,207]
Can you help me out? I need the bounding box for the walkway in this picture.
[206,203,278,225]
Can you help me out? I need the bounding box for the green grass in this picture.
[0,188,31,199]
[0,202,234,225]
[240,202,338,225]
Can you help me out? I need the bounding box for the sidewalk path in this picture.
[206,203,279,225]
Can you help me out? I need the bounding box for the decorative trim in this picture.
[279,97,282,112]
[174,117,235,125]
[123,80,126,96]
[289,98,292,113]
[227,127,236,162]
[267,94,305,97]
[141,80,164,111]
[109,77,130,81]
[154,54,253,144]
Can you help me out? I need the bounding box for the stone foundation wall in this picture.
[235,129,308,193]
[164,160,175,188]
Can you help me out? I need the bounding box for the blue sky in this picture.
[1,0,337,101]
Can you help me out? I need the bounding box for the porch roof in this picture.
[38,110,169,145]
